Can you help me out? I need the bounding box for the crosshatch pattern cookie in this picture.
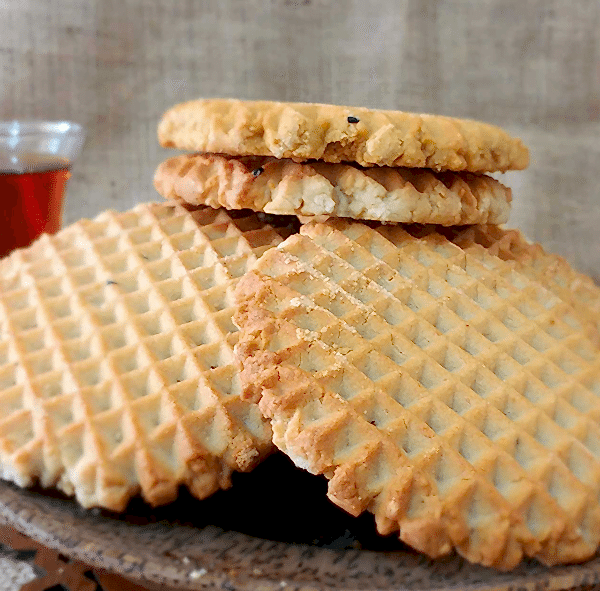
[234,220,600,570]
[158,99,529,173]
[0,202,294,512]
[154,153,512,225]
[439,225,600,345]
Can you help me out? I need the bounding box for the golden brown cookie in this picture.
[234,220,600,569]
[158,99,529,173]
[154,154,512,225]
[434,225,600,345]
[0,202,294,511]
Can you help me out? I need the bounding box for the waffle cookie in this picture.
[234,220,600,569]
[154,154,512,225]
[158,99,529,173]
[0,202,294,511]
[440,225,600,344]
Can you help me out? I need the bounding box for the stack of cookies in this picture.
[1,99,600,571]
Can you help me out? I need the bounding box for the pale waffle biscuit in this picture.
[0,202,293,512]
[234,220,600,569]
[439,225,600,344]
[158,99,529,173]
[154,153,512,225]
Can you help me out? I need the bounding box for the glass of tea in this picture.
[0,120,86,258]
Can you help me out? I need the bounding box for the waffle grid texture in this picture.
[440,225,600,344]
[0,202,293,511]
[154,154,512,225]
[234,220,600,569]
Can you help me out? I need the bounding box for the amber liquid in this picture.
[0,153,71,258]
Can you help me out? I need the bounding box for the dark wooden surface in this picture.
[0,525,150,590]
[1,454,600,591]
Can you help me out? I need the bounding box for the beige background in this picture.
[0,0,599,280]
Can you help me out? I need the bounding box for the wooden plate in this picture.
[0,455,599,591]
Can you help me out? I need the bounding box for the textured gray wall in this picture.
[1,0,599,275]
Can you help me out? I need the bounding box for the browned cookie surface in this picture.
[234,220,600,569]
[158,99,529,173]
[154,153,512,225]
[0,202,294,511]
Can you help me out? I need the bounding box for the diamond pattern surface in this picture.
[0,202,293,511]
[234,220,600,569]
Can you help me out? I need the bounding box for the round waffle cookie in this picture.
[0,202,295,512]
[439,225,600,344]
[234,220,600,570]
[157,99,529,173]
[154,153,512,225]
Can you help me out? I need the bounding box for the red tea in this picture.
[0,153,71,258]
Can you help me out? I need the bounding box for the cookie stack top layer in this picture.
[155,98,527,224]
[158,98,529,172]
